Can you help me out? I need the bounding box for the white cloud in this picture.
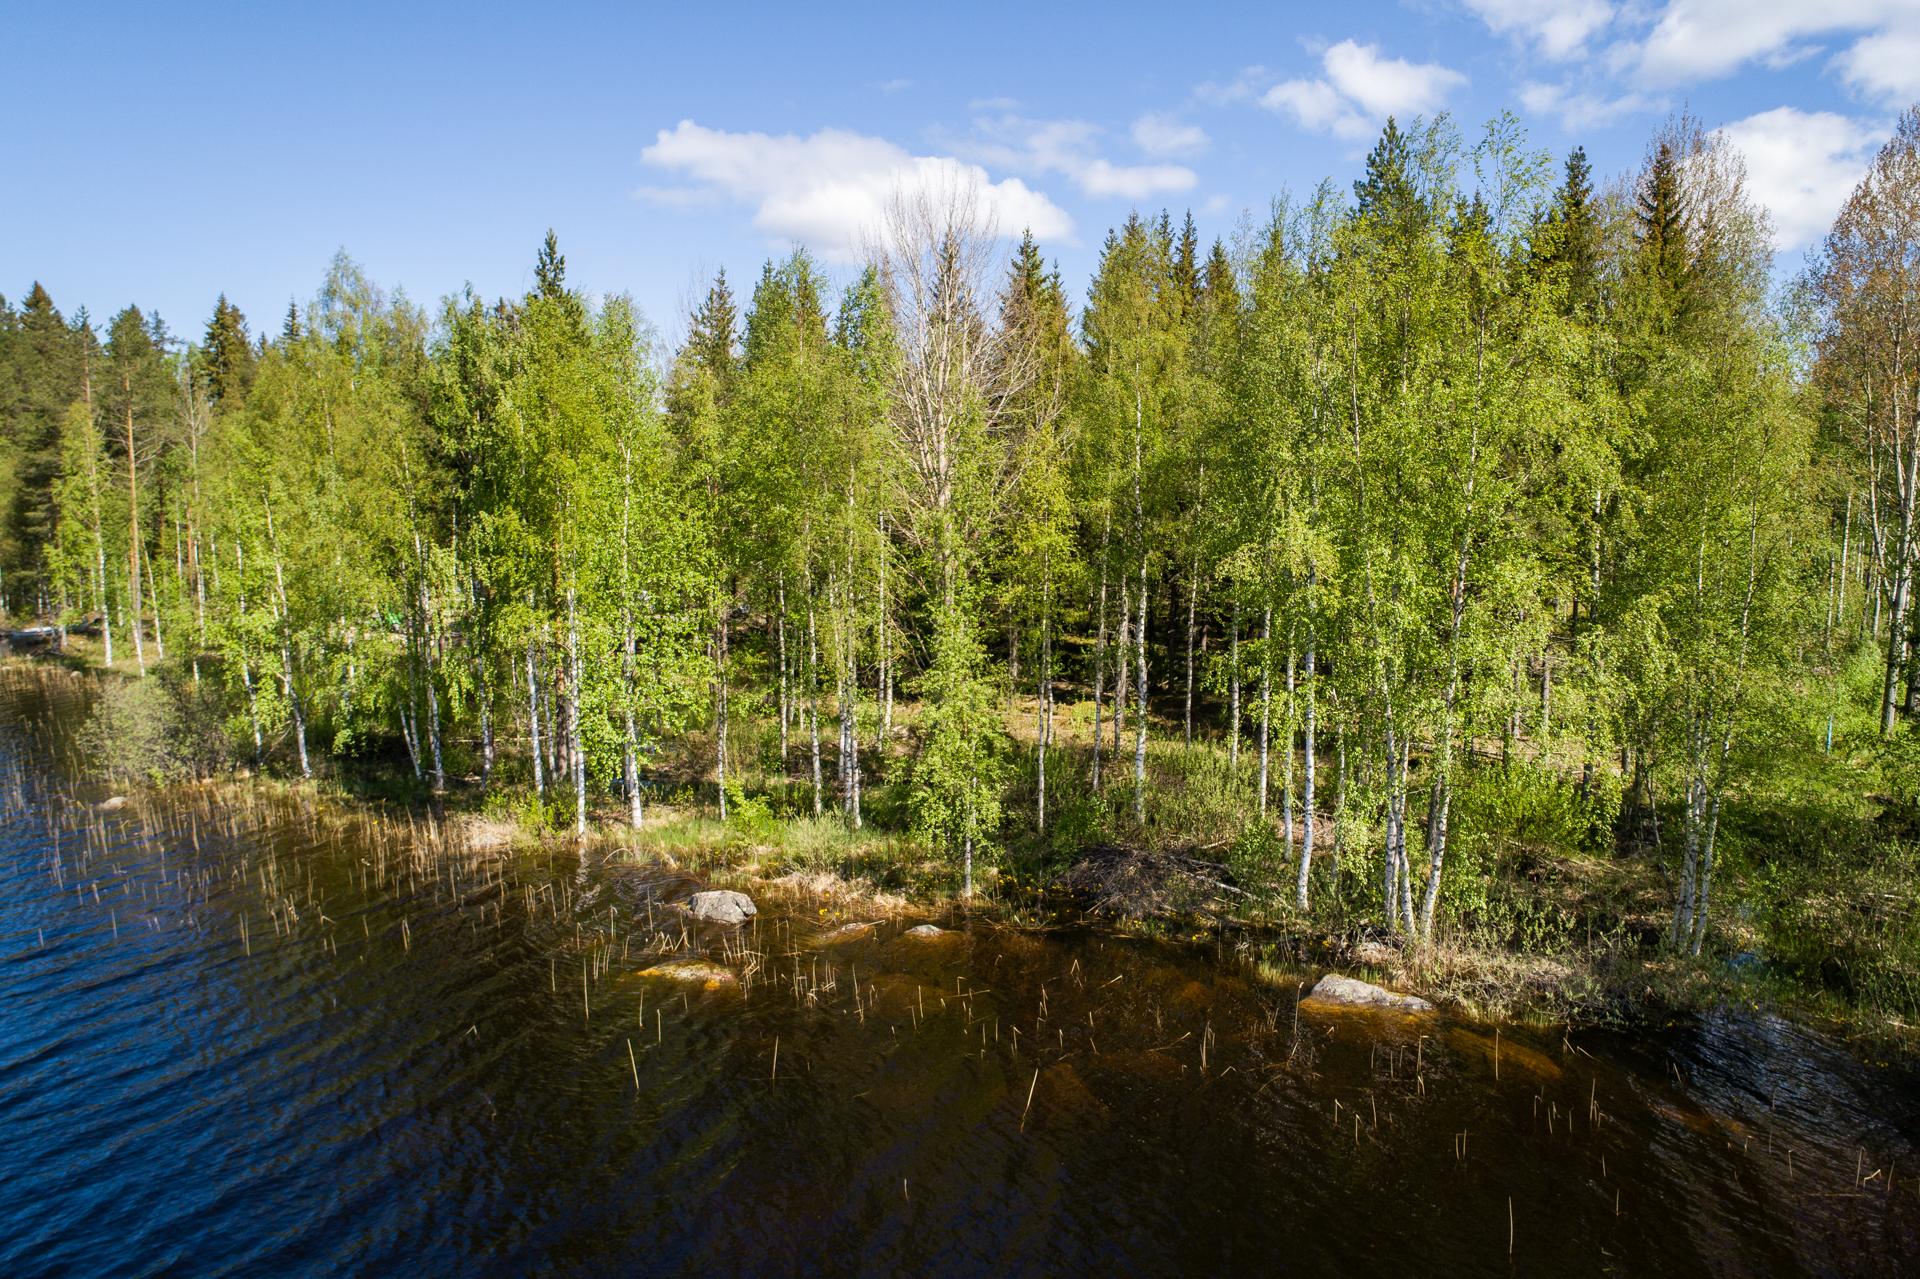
[1323,40,1469,117]
[876,78,912,95]
[1836,23,1920,103]
[1520,79,1659,129]
[1714,106,1880,252]
[1263,78,1366,137]
[1629,0,1916,92]
[1463,0,1615,60]
[640,120,1074,261]
[1078,159,1203,199]
[1194,66,1272,106]
[1132,112,1210,157]
[1261,40,1467,139]
[958,112,1199,199]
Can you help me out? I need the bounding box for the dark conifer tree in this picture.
[535,229,567,299]
[1174,211,1200,317]
[1354,117,1417,227]
[200,294,256,406]
[1635,141,1690,302]
[683,269,738,384]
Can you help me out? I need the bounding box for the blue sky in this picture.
[5,1,1916,349]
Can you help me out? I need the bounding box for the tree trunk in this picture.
[124,394,144,677]
[527,635,545,798]
[1184,552,1198,747]
[777,575,790,766]
[878,512,892,752]
[1115,578,1130,758]
[476,648,494,791]
[1092,514,1110,790]
[715,605,730,820]
[1133,549,1148,825]
[567,586,586,839]
[1257,605,1272,818]
[807,589,823,818]
[420,573,444,794]
[1229,600,1241,774]
[143,543,163,661]
[1281,634,1297,866]
[1038,572,1052,834]
[263,502,308,778]
[1296,619,1316,911]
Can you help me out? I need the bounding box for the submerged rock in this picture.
[636,959,738,989]
[819,921,876,943]
[901,923,947,940]
[1052,843,1243,921]
[1301,973,1434,1013]
[95,796,129,813]
[686,890,756,926]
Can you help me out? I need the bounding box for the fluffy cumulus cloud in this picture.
[1462,0,1615,60]
[957,112,1199,199]
[640,120,1073,261]
[1835,22,1920,104]
[1715,106,1881,252]
[1262,41,1467,139]
[1519,80,1658,129]
[1629,0,1919,100]
[1131,112,1210,157]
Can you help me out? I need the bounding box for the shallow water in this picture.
[1,665,1917,1277]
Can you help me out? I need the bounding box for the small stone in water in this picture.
[636,960,739,989]
[686,890,756,926]
[902,924,946,939]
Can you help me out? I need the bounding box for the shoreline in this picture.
[17,650,1917,1054]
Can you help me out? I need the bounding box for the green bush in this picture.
[79,673,230,784]
[1450,764,1613,855]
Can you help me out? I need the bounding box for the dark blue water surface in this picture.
[2,663,1918,1277]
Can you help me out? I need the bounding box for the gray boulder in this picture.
[1302,973,1434,1013]
[686,889,757,926]
[901,923,947,939]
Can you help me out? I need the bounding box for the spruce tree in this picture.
[1174,211,1200,316]
[1635,141,1689,301]
[200,294,256,406]
[683,269,738,385]
[1550,147,1599,315]
[534,229,567,299]
[1,283,85,597]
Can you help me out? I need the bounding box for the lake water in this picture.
[1,663,1916,1276]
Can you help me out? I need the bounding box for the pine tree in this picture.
[1354,117,1417,228]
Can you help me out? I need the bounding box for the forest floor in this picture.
[26,641,1920,1048]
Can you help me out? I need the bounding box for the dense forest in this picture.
[4,107,1918,996]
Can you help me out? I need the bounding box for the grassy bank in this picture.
[32,641,1920,1046]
